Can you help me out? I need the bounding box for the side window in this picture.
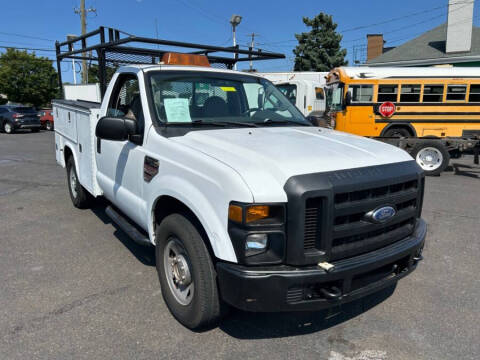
[446,85,467,101]
[423,85,444,102]
[400,85,421,102]
[378,85,398,102]
[107,74,144,138]
[107,75,141,119]
[349,84,373,102]
[469,84,480,102]
[315,87,324,100]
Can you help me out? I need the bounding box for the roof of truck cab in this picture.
[118,64,263,78]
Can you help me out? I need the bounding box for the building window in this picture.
[400,85,421,102]
[469,84,480,102]
[377,85,398,102]
[423,85,444,102]
[446,85,467,101]
[349,85,373,102]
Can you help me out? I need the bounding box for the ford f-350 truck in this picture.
[53,28,426,329]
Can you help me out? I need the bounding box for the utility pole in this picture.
[75,0,96,84]
[248,33,258,71]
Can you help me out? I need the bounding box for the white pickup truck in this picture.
[53,30,426,329]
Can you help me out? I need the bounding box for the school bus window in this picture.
[446,85,467,101]
[423,85,444,102]
[378,85,398,102]
[349,85,373,102]
[400,85,421,102]
[468,84,480,102]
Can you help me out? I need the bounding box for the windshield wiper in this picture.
[260,118,310,126]
[193,119,258,128]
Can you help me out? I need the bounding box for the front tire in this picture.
[46,121,54,131]
[383,127,411,138]
[156,214,221,329]
[411,140,450,176]
[66,156,91,208]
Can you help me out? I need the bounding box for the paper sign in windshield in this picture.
[164,98,192,123]
[220,86,236,92]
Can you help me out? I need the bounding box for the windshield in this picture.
[147,71,310,127]
[276,83,297,105]
[325,83,344,112]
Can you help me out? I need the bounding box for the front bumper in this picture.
[217,219,426,312]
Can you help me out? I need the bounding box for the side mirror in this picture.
[96,117,137,141]
[344,91,352,107]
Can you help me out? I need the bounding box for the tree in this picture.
[293,13,348,72]
[88,63,118,85]
[0,48,59,107]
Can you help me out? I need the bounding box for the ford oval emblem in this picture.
[366,206,396,223]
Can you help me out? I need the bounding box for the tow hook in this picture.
[319,286,342,301]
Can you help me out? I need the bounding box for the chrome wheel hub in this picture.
[69,169,78,198]
[416,147,443,171]
[164,237,194,305]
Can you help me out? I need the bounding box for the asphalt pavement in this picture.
[0,131,479,360]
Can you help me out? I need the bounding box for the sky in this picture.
[0,0,479,83]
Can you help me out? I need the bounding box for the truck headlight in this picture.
[245,234,268,256]
[228,202,286,265]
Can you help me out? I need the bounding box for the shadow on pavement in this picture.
[218,285,396,339]
[90,199,156,267]
[451,163,480,179]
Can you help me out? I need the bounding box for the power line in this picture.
[0,31,54,42]
[0,45,56,52]
[340,0,474,33]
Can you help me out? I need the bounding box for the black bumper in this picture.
[217,219,426,312]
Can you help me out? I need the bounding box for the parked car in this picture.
[0,105,41,134]
[39,109,54,131]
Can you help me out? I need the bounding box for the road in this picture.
[0,131,479,360]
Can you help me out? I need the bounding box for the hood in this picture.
[172,127,413,202]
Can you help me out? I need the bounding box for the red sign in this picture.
[378,102,396,118]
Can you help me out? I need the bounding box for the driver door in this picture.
[96,73,146,225]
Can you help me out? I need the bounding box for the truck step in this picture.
[105,206,152,247]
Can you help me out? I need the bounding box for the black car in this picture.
[0,105,41,134]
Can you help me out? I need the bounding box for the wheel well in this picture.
[63,146,73,165]
[152,196,215,257]
[381,124,416,137]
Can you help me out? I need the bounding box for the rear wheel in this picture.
[66,156,91,208]
[156,214,222,329]
[4,122,14,134]
[411,140,450,176]
[45,121,53,131]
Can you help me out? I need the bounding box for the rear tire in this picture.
[383,127,411,138]
[4,122,14,134]
[46,121,54,131]
[66,156,91,208]
[156,214,222,329]
[411,140,450,176]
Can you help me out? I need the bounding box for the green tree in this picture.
[293,13,348,72]
[0,48,59,107]
[88,63,118,85]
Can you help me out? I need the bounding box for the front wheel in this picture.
[411,141,450,176]
[156,214,222,329]
[45,121,54,131]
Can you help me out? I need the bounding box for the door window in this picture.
[107,74,144,137]
[469,84,480,102]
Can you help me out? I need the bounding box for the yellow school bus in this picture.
[325,67,480,138]
[324,67,480,175]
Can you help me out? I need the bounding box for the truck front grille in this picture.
[303,179,420,261]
